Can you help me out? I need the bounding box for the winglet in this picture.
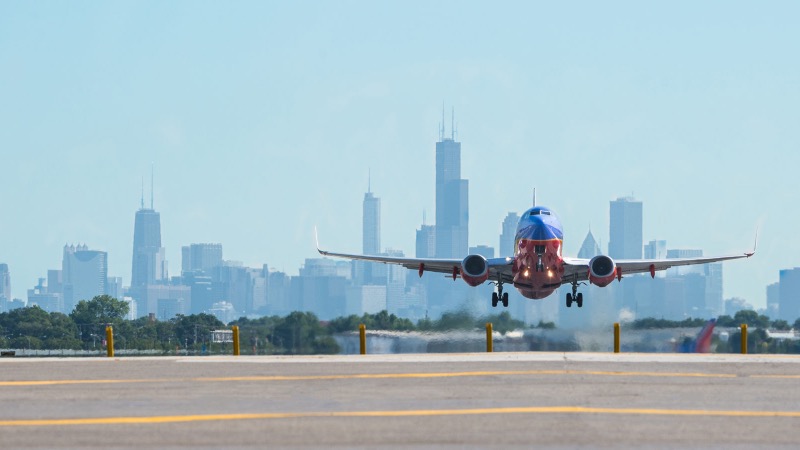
[746,227,759,257]
[314,226,326,255]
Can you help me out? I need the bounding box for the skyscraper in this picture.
[434,108,468,258]
[181,243,223,275]
[608,196,643,260]
[362,185,380,255]
[0,263,10,311]
[577,230,601,259]
[778,268,800,322]
[131,187,167,287]
[499,213,520,257]
[62,244,108,311]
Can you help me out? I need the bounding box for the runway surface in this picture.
[2,352,800,449]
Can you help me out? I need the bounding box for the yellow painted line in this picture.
[2,406,800,427]
[751,375,800,379]
[0,369,742,387]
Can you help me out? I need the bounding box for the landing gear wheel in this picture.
[566,293,573,308]
[576,293,583,308]
[501,292,509,308]
[492,292,499,308]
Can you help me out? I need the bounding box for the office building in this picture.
[181,243,223,275]
[578,231,601,259]
[416,224,435,258]
[434,109,468,258]
[499,213,520,257]
[62,244,108,311]
[778,268,800,322]
[469,245,495,259]
[131,194,167,288]
[608,197,642,260]
[644,240,667,259]
[0,264,9,311]
[363,186,380,255]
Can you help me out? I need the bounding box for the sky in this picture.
[1,2,798,308]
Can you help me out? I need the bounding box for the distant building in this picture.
[499,213,520,257]
[469,245,495,259]
[766,282,780,318]
[0,263,9,311]
[667,249,705,276]
[608,197,642,260]
[434,109,468,258]
[644,240,667,259]
[363,187,380,256]
[779,268,800,322]
[181,243,223,275]
[345,285,387,316]
[292,259,349,320]
[131,199,167,288]
[62,244,107,311]
[416,224,435,258]
[135,283,190,318]
[27,278,62,313]
[578,231,601,259]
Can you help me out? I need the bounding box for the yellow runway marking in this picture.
[0,369,743,387]
[1,406,799,427]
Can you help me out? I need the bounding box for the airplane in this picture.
[677,318,716,353]
[317,205,755,308]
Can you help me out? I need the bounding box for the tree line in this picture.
[2,295,800,354]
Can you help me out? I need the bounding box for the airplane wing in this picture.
[316,231,515,281]
[561,251,755,283]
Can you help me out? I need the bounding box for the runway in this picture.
[2,352,800,449]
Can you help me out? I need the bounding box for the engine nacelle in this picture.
[461,254,489,287]
[588,255,616,287]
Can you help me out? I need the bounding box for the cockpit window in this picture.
[530,209,551,216]
[530,210,540,216]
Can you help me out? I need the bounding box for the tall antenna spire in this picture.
[532,188,536,207]
[451,106,455,140]
[140,177,144,209]
[150,163,154,209]
[440,102,445,140]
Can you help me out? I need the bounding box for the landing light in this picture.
[547,270,553,278]
[523,269,530,278]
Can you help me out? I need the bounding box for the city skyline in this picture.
[2,2,797,308]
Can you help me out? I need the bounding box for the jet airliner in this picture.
[317,205,754,308]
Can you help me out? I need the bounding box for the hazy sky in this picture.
[1,2,798,308]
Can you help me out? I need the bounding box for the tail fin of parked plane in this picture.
[678,319,716,353]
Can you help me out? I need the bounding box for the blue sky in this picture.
[1,2,798,308]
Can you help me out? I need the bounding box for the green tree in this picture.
[733,310,770,329]
[772,320,791,331]
[70,295,130,348]
[273,312,339,354]
[172,314,225,348]
[0,306,81,350]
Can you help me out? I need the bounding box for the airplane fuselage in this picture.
[512,207,565,299]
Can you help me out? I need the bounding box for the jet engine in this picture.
[461,254,489,287]
[588,255,616,287]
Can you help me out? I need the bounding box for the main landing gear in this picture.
[491,281,509,308]
[566,278,584,308]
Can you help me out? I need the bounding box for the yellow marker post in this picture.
[485,323,493,352]
[105,326,114,358]
[359,324,366,355]
[740,324,748,354]
[613,323,620,353]
[232,326,240,356]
